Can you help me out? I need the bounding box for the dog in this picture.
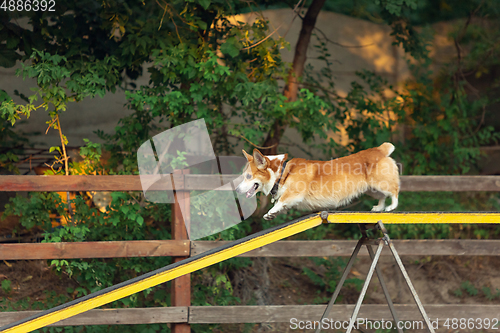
[235,142,400,220]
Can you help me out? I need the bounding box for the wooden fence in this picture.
[1,175,500,331]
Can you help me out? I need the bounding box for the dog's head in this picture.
[235,149,287,198]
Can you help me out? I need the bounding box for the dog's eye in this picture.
[246,174,252,180]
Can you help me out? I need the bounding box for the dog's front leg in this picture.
[263,201,286,220]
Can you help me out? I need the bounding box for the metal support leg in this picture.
[360,225,403,333]
[378,221,436,333]
[346,240,384,333]
[314,236,365,333]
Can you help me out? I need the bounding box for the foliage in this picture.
[460,281,478,296]
[2,142,174,332]
[304,22,498,174]
[0,91,30,174]
[453,280,500,301]
[1,279,11,294]
[396,62,498,175]
[482,286,500,301]
[3,190,174,332]
[1,49,121,175]
[105,27,332,167]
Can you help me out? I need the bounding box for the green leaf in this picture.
[198,0,211,9]
[6,37,19,49]
[121,205,130,215]
[0,89,11,103]
[1,279,11,293]
[220,37,240,58]
[197,20,207,31]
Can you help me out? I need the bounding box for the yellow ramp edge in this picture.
[325,212,500,224]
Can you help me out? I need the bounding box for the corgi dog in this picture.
[235,142,400,220]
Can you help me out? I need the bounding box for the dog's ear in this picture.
[242,149,252,161]
[253,149,267,170]
[283,153,288,161]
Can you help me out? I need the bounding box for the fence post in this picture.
[171,169,191,333]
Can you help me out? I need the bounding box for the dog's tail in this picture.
[378,142,395,156]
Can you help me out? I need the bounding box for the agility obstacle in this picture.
[1,211,500,333]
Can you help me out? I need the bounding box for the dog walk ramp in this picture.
[2,211,499,332]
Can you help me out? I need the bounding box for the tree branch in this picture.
[261,0,326,155]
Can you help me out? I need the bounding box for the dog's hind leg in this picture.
[383,182,399,211]
[368,156,400,211]
[367,184,399,212]
[366,189,386,212]
[372,198,386,212]
[385,193,398,211]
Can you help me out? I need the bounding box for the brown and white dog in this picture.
[235,143,400,220]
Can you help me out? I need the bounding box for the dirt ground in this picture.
[1,252,499,332]
[220,255,500,332]
[0,260,78,308]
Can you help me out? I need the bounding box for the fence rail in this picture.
[1,175,500,331]
[0,240,190,259]
[1,239,500,260]
[1,304,499,327]
[2,175,500,192]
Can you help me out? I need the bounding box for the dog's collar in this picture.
[270,160,287,198]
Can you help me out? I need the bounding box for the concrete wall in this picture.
[0,67,151,148]
[232,9,409,91]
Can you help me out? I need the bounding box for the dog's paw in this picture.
[384,205,397,212]
[263,213,275,220]
[371,205,384,212]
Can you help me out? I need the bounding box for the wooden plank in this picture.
[188,304,500,323]
[0,174,233,192]
[0,175,143,192]
[191,240,500,257]
[401,175,500,192]
[0,175,182,192]
[171,169,191,333]
[0,307,187,327]
[1,239,498,261]
[2,304,499,326]
[3,175,500,192]
[0,240,190,260]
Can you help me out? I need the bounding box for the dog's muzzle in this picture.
[245,183,259,198]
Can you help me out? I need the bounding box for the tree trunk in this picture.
[260,0,326,155]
